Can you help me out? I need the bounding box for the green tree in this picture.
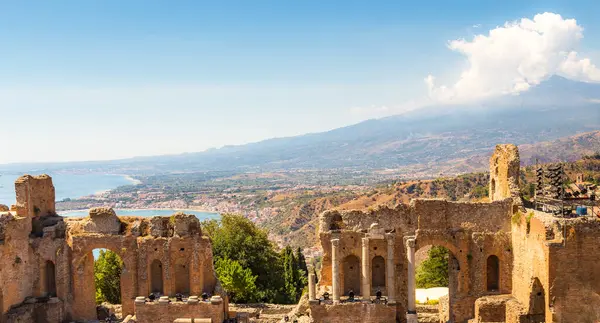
[295,247,308,297]
[215,258,258,303]
[94,249,123,304]
[203,214,286,303]
[295,247,308,274]
[416,246,449,289]
[282,247,299,303]
[280,246,308,303]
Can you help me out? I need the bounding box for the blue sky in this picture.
[1,0,600,163]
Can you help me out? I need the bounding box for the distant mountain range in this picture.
[3,76,600,176]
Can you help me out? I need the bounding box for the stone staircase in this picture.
[417,304,440,323]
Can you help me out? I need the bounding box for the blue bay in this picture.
[0,172,134,205]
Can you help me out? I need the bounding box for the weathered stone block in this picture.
[82,207,121,234]
[172,212,201,237]
[150,216,170,237]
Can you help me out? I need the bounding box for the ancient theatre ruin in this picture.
[1,144,600,322]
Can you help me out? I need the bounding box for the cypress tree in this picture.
[296,247,308,274]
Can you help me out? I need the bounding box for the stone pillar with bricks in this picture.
[331,238,341,304]
[406,237,417,323]
[361,237,371,300]
[385,233,396,304]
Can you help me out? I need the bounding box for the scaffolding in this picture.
[533,162,599,218]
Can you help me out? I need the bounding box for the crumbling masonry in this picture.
[307,144,600,323]
[0,175,227,323]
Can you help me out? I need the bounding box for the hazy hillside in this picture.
[3,77,598,177]
[519,131,600,165]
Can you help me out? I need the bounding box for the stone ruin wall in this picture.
[0,175,223,323]
[313,144,600,323]
[133,296,225,323]
[545,216,600,322]
[310,302,397,323]
[316,197,514,322]
[313,144,520,323]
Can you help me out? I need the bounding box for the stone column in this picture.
[406,237,417,323]
[361,237,371,300]
[308,266,317,301]
[386,233,396,304]
[331,238,341,304]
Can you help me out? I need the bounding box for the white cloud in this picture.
[427,12,600,103]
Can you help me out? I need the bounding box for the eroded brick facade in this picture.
[0,175,225,323]
[310,144,600,323]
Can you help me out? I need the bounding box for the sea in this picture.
[0,172,134,206]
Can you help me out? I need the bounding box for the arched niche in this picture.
[46,260,57,297]
[529,277,546,316]
[486,255,500,292]
[150,259,164,294]
[342,255,360,295]
[371,256,386,289]
[175,258,190,295]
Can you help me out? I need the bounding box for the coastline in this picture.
[56,174,220,217]
[105,173,142,185]
[58,207,220,216]
[89,173,141,196]
[122,174,142,185]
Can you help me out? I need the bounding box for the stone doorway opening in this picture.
[93,248,124,321]
[415,245,458,323]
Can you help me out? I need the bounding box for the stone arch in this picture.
[529,277,546,317]
[46,260,57,297]
[414,233,470,323]
[175,258,190,295]
[371,256,386,289]
[486,255,500,292]
[92,249,125,305]
[70,238,136,321]
[330,214,343,231]
[150,259,164,294]
[342,255,360,295]
[414,234,468,294]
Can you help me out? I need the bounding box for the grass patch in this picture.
[416,299,440,305]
